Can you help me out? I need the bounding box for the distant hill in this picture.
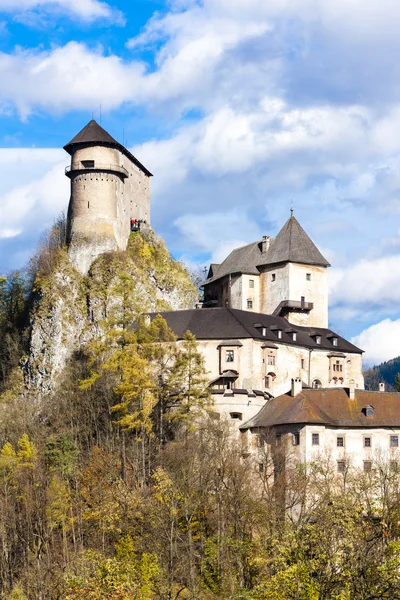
[364,356,400,391]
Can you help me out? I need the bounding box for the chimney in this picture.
[349,380,356,400]
[262,235,271,254]
[291,377,302,397]
[379,382,385,392]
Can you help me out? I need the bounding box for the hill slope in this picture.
[364,356,400,391]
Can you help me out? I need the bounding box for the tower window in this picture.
[249,279,254,288]
[247,299,253,309]
[301,359,305,369]
[306,273,311,281]
[271,274,276,282]
[293,433,300,446]
[81,160,95,168]
[312,433,320,446]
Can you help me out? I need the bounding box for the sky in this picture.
[0,0,400,366]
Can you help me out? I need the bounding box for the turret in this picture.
[64,120,152,274]
[257,214,330,328]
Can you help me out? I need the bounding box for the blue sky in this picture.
[1,0,400,365]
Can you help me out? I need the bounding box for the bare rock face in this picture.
[25,231,197,395]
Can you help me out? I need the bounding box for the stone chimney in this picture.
[291,377,302,397]
[262,235,271,254]
[379,382,386,392]
[349,380,356,400]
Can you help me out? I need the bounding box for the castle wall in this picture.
[259,263,328,328]
[195,338,364,399]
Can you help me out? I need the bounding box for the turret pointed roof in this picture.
[64,119,153,177]
[64,119,119,150]
[257,215,330,268]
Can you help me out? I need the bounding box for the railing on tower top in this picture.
[65,163,129,178]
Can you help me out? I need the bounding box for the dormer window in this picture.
[364,405,374,417]
[226,350,234,362]
[315,335,321,344]
[262,327,266,336]
[332,337,338,346]
[277,330,282,339]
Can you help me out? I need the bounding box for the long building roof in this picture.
[149,308,363,354]
[241,388,400,429]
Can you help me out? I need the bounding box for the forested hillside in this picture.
[364,356,400,390]
[2,227,400,598]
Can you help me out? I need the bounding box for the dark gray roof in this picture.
[206,242,263,283]
[149,308,363,354]
[205,216,329,285]
[241,388,400,429]
[64,119,153,177]
[257,216,330,268]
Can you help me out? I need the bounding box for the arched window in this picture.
[312,379,322,389]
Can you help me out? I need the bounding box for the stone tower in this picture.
[258,215,330,328]
[64,119,152,274]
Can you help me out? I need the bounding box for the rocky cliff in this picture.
[25,229,197,394]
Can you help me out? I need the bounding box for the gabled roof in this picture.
[64,119,153,177]
[206,241,263,284]
[149,308,363,354]
[257,215,330,268]
[241,388,400,429]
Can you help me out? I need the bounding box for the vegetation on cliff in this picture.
[364,356,400,391]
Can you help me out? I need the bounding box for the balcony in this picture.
[65,163,129,179]
[273,299,314,317]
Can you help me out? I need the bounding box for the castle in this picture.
[62,121,400,475]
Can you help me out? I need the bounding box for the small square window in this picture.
[271,274,276,282]
[337,461,345,473]
[249,279,254,289]
[230,412,242,420]
[312,433,319,446]
[306,273,311,281]
[337,436,344,447]
[247,299,253,309]
[390,435,399,448]
[364,461,372,473]
[226,350,234,362]
[364,437,371,448]
[293,433,300,446]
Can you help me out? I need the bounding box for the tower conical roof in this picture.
[258,215,330,267]
[63,119,153,177]
[64,119,119,150]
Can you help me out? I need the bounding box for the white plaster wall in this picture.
[288,263,328,328]
[196,339,364,397]
[260,264,290,315]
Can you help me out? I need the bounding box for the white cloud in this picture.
[330,255,400,310]
[0,0,121,22]
[0,150,68,245]
[351,319,400,365]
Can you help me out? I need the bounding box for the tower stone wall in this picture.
[65,120,151,274]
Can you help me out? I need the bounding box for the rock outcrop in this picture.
[25,229,197,394]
